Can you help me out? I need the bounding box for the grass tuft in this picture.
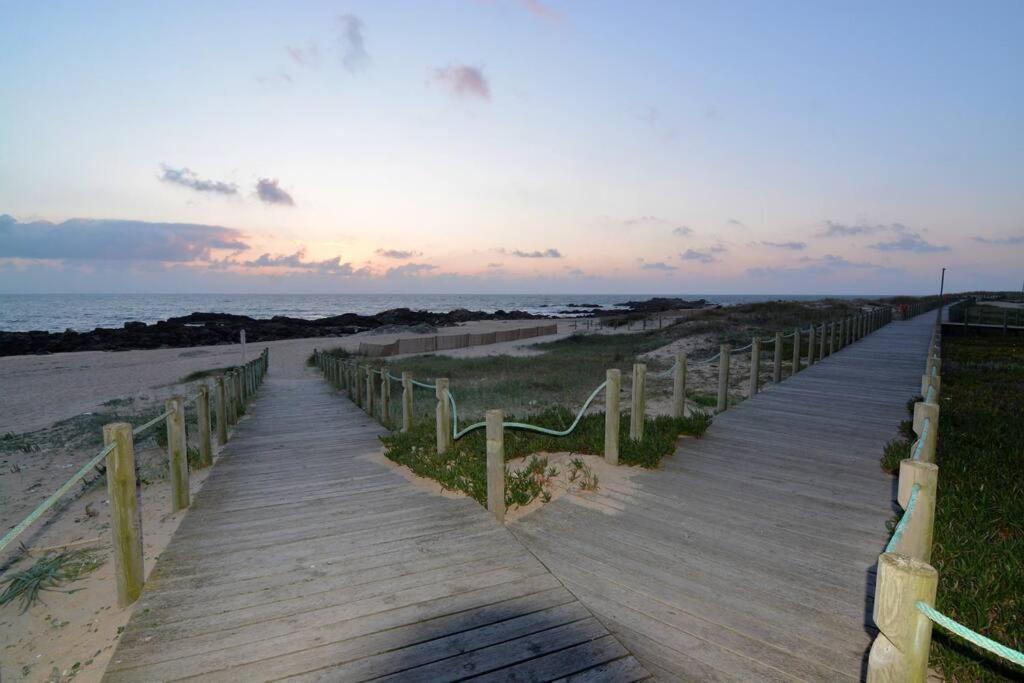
[0,550,105,613]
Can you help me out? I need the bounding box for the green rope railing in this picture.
[916,601,1024,667]
[911,418,930,461]
[884,483,920,553]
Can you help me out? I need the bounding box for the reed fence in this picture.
[0,349,269,607]
[356,323,559,357]
[866,306,1024,680]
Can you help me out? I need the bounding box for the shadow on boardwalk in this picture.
[511,313,936,681]
[103,377,646,681]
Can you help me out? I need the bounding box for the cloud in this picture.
[336,15,368,71]
[286,43,321,67]
[746,254,900,277]
[727,218,745,227]
[758,240,806,250]
[487,262,503,268]
[385,262,438,278]
[0,214,249,262]
[432,66,490,100]
[566,267,585,276]
[255,178,295,206]
[817,221,900,237]
[506,248,562,258]
[974,235,1024,245]
[672,226,693,237]
[241,249,355,275]
[375,248,422,259]
[641,261,677,271]
[521,0,561,22]
[680,245,726,264]
[623,215,663,226]
[158,165,238,196]
[869,233,948,253]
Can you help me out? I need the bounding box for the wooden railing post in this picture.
[103,422,144,607]
[629,363,646,441]
[807,325,816,366]
[819,323,827,359]
[717,344,730,412]
[773,332,783,384]
[401,371,413,432]
[224,371,235,426]
[830,321,837,356]
[165,396,189,512]
[234,369,243,416]
[486,409,506,523]
[196,384,213,468]
[380,370,389,426]
[896,459,939,562]
[604,369,621,464]
[867,553,937,683]
[672,352,687,418]
[365,366,373,414]
[215,375,228,445]
[436,378,452,454]
[749,338,761,396]
[791,328,801,376]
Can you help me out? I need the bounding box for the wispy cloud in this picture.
[521,0,562,23]
[817,221,893,237]
[507,248,562,258]
[255,178,295,206]
[286,43,321,67]
[158,165,238,196]
[375,248,422,259]
[0,215,248,262]
[727,218,745,227]
[641,261,677,271]
[746,253,900,277]
[385,262,438,278]
[757,240,806,250]
[623,215,663,226]
[336,15,368,71]
[869,232,948,253]
[974,234,1024,245]
[241,249,356,275]
[432,65,490,100]
[681,245,726,264]
[672,226,693,237]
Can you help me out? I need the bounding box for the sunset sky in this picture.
[1,0,1021,294]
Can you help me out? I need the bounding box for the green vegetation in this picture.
[0,549,105,613]
[929,333,1023,681]
[180,365,235,383]
[879,396,921,475]
[381,407,712,508]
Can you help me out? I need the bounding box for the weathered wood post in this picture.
[196,384,212,468]
[380,370,389,425]
[717,344,730,412]
[224,371,235,426]
[819,323,827,359]
[749,338,761,396]
[912,402,940,463]
[365,367,374,414]
[604,369,621,464]
[773,332,783,384]
[214,375,228,445]
[401,371,413,432]
[866,553,938,682]
[672,352,687,418]
[830,321,837,356]
[103,422,144,607]
[165,396,189,512]
[435,378,452,454]
[896,459,939,562]
[486,409,506,523]
[807,325,816,366]
[629,363,646,441]
[791,328,801,376]
[234,369,244,415]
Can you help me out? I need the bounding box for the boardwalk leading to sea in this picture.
[103,378,646,681]
[512,314,936,680]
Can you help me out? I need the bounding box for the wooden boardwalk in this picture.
[104,378,647,681]
[511,314,937,681]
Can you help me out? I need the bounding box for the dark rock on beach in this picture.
[0,308,544,357]
[615,297,707,313]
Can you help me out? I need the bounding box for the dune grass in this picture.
[928,332,1023,681]
[0,549,105,613]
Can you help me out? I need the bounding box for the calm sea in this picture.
[0,293,855,333]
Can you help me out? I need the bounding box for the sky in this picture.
[1,0,1022,295]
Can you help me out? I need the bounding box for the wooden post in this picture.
[807,325,815,366]
[436,378,452,454]
[196,384,212,468]
[629,363,646,441]
[912,402,939,463]
[365,367,373,414]
[791,328,800,376]
[165,396,189,512]
[717,344,730,412]
[749,338,761,396]
[773,332,783,384]
[486,409,506,523]
[380,370,389,425]
[672,352,687,418]
[604,369,621,464]
[224,371,235,426]
[234,369,243,415]
[866,553,938,683]
[819,323,827,359]
[896,459,939,562]
[214,376,228,445]
[103,422,144,607]
[401,371,413,432]
[830,322,837,356]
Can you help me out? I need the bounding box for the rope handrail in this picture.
[132,409,174,436]
[731,342,754,354]
[911,417,930,461]
[916,601,1024,667]
[449,379,609,440]
[885,483,920,553]
[0,442,117,554]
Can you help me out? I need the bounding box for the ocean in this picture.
[0,293,856,333]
